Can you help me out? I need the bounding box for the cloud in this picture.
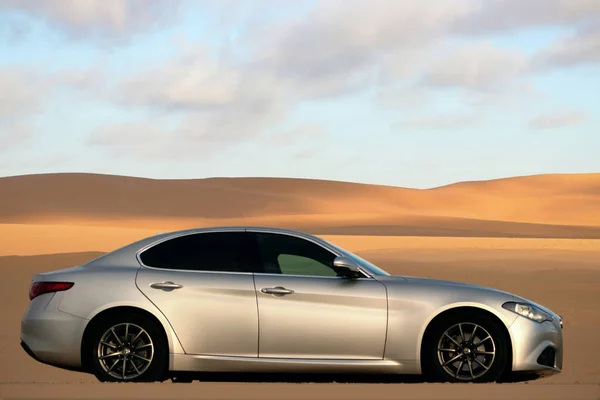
[292,124,326,139]
[89,121,179,158]
[0,0,180,41]
[0,149,78,170]
[7,0,596,165]
[452,0,600,35]
[0,122,34,154]
[1,16,31,45]
[6,0,599,46]
[0,67,50,121]
[248,0,470,98]
[534,23,600,69]
[0,67,98,153]
[117,47,283,112]
[396,113,481,131]
[267,124,327,147]
[55,66,108,90]
[101,45,287,157]
[293,147,321,159]
[462,81,539,111]
[377,86,431,109]
[528,110,588,129]
[86,2,535,158]
[421,43,527,90]
[0,65,116,156]
[89,99,285,159]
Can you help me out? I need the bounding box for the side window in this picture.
[277,254,336,277]
[140,232,257,273]
[255,233,337,277]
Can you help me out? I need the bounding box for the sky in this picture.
[0,0,598,189]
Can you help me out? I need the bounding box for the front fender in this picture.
[381,278,518,372]
[413,301,518,368]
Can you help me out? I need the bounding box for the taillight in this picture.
[29,282,74,301]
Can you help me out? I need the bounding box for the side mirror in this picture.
[333,256,365,278]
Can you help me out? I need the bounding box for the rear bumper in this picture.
[21,292,88,371]
[509,315,563,375]
[21,340,43,363]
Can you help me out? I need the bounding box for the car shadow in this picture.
[170,372,541,384]
[171,372,425,383]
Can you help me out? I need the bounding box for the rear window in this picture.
[140,232,258,273]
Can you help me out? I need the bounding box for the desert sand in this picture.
[1,172,600,237]
[1,173,599,399]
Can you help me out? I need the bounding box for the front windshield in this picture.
[328,243,391,276]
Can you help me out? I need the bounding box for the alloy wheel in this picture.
[436,322,496,381]
[96,323,154,380]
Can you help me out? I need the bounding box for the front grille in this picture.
[537,346,556,368]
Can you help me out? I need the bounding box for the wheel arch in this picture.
[80,305,177,373]
[417,304,514,375]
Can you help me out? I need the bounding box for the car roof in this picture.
[85,226,336,268]
[148,226,323,242]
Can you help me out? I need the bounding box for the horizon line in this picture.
[1,170,599,191]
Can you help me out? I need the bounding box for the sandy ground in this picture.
[1,238,599,399]
[3,222,600,257]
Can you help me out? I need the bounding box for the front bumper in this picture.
[509,314,563,374]
[21,292,88,370]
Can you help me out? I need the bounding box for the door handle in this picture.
[150,281,183,290]
[261,286,295,296]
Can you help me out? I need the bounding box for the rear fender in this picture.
[57,265,185,358]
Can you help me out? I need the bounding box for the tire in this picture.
[422,311,509,383]
[88,313,168,382]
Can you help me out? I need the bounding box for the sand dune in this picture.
[3,221,600,258]
[1,173,600,242]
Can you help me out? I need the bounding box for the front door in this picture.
[250,232,388,359]
[135,230,260,356]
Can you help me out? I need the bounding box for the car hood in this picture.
[381,274,508,293]
[401,276,516,297]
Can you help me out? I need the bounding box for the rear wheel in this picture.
[88,314,167,382]
[422,311,509,382]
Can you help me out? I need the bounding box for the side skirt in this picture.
[172,354,419,374]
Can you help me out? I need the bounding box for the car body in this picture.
[21,227,563,382]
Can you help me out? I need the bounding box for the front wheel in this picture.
[422,312,509,382]
[89,314,167,382]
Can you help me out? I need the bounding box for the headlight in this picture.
[502,301,554,323]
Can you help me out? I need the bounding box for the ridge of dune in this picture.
[433,172,600,192]
[0,172,599,229]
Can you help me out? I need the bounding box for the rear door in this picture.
[135,230,260,356]
[250,231,388,359]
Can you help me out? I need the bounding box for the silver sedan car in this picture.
[21,227,563,383]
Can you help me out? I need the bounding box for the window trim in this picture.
[247,228,373,279]
[136,228,255,275]
[252,271,374,280]
[135,227,373,279]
